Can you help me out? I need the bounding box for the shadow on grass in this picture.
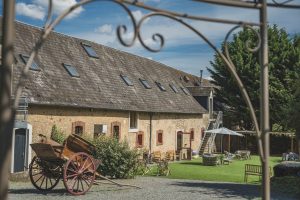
[178,162,203,166]
[170,181,260,199]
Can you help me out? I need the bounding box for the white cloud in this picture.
[16,3,45,20]
[34,0,84,19]
[95,24,113,34]
[132,10,143,21]
[16,0,84,20]
[74,31,116,45]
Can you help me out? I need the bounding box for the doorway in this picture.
[176,131,192,160]
[177,131,183,150]
[11,121,32,173]
[14,129,27,172]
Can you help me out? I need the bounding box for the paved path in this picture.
[8,177,295,200]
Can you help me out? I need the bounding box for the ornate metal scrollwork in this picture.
[271,0,294,5]
[224,25,261,67]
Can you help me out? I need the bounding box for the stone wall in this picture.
[27,105,209,154]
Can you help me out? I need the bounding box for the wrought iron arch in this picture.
[1,1,300,200]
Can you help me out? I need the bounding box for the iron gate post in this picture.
[0,1,16,200]
[259,0,270,199]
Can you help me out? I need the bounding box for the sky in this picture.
[1,0,300,78]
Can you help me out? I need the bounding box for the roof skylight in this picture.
[139,79,151,89]
[81,43,99,58]
[155,82,166,91]
[120,75,133,86]
[20,54,40,71]
[63,63,80,77]
[181,87,190,95]
[169,84,178,93]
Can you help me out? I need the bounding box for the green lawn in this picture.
[147,156,281,184]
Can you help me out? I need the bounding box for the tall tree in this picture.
[289,79,300,154]
[208,25,300,131]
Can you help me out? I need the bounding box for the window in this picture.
[94,124,107,138]
[75,126,83,135]
[72,121,85,136]
[111,121,121,141]
[169,84,178,93]
[113,126,120,140]
[81,43,99,58]
[190,128,194,141]
[136,131,144,147]
[120,75,133,86]
[156,130,163,145]
[155,82,166,91]
[129,112,138,130]
[139,79,151,89]
[181,87,190,95]
[20,54,40,71]
[63,63,80,77]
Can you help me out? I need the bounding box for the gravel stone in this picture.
[8,177,296,200]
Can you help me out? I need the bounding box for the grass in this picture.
[146,155,282,184]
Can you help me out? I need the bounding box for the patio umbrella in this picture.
[205,127,244,136]
[205,127,244,153]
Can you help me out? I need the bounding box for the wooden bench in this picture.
[244,164,272,183]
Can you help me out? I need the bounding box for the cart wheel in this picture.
[63,152,96,195]
[29,156,61,191]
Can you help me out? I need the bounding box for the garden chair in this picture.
[152,151,162,163]
[223,151,235,164]
[175,150,181,161]
[165,150,175,161]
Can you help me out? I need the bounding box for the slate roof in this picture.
[12,21,208,114]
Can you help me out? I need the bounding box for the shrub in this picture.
[50,125,66,144]
[273,161,300,177]
[271,176,300,197]
[91,135,140,179]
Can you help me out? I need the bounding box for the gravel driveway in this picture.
[8,177,296,200]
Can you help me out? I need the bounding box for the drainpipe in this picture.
[149,113,153,154]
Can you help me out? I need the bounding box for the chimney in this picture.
[199,69,203,87]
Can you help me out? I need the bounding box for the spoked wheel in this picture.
[63,152,96,195]
[29,156,61,191]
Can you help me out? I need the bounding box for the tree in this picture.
[208,25,300,131]
[289,79,300,154]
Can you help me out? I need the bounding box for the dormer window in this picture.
[81,43,99,58]
[120,75,133,86]
[63,63,79,77]
[169,84,178,93]
[139,79,151,89]
[20,54,40,71]
[155,82,166,91]
[181,87,190,95]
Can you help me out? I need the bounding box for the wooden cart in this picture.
[29,134,101,195]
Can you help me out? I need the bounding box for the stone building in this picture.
[9,21,212,173]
